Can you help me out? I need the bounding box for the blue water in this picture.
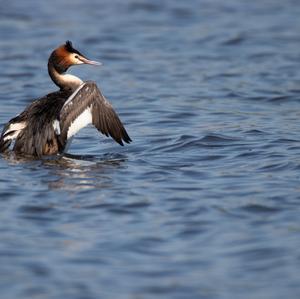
[1,1,300,298]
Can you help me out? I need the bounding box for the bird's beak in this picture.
[80,57,102,66]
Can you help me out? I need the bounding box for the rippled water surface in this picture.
[1,1,300,298]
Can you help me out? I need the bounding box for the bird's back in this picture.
[1,89,72,156]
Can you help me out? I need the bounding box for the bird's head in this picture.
[49,40,102,73]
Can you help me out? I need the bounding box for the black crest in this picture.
[64,40,84,56]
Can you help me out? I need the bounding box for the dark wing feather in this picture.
[59,81,131,147]
[91,84,132,145]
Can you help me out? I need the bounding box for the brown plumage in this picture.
[0,41,131,157]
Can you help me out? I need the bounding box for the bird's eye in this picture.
[75,55,79,59]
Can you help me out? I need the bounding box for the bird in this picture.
[0,41,131,157]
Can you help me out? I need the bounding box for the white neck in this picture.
[59,74,83,90]
[48,62,83,91]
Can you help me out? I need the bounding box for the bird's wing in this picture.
[59,81,131,147]
[0,116,27,153]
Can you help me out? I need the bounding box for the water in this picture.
[1,0,300,298]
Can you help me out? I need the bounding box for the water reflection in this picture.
[46,154,127,191]
[1,152,127,191]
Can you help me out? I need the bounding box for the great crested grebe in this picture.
[0,41,131,157]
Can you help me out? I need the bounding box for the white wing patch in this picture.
[3,122,26,141]
[67,106,93,140]
[53,119,61,135]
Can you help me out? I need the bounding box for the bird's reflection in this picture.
[2,151,127,191]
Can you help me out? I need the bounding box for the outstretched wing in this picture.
[59,81,131,148]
